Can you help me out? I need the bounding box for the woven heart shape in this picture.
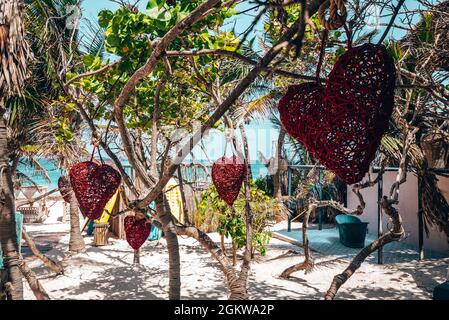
[124,216,152,250]
[279,44,395,184]
[58,176,72,203]
[69,161,121,220]
[212,155,246,206]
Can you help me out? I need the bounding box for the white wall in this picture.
[347,171,449,254]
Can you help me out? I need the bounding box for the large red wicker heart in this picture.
[69,161,121,220]
[212,155,246,206]
[58,176,72,203]
[278,44,396,184]
[124,216,152,250]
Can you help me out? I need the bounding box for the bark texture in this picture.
[156,194,181,300]
[68,192,85,253]
[133,249,140,264]
[18,258,50,300]
[280,203,316,278]
[176,226,249,300]
[273,128,286,199]
[0,109,23,300]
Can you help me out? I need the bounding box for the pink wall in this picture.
[347,171,449,253]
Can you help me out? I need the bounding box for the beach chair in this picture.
[335,214,369,248]
[16,186,49,223]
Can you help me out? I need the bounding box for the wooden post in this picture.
[418,175,425,261]
[318,169,323,231]
[377,171,384,265]
[287,167,292,232]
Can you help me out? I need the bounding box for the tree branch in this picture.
[132,0,326,210]
[112,0,225,187]
[64,61,119,87]
[165,49,320,82]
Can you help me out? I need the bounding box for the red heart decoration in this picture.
[124,216,152,250]
[58,176,72,203]
[278,44,396,184]
[69,161,121,220]
[212,155,246,206]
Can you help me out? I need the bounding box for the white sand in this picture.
[22,202,449,300]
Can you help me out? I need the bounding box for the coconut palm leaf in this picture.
[421,171,449,238]
[15,170,41,188]
[232,90,281,123]
[380,134,424,169]
[0,0,32,98]
[18,157,52,183]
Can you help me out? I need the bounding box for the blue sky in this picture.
[79,0,272,167]
[80,0,265,40]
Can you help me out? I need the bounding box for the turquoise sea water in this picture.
[16,159,270,190]
[17,159,62,189]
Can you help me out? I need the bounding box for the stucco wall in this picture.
[347,171,449,254]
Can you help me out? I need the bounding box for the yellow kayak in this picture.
[164,178,184,224]
[95,189,119,224]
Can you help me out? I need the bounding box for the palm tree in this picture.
[0,0,32,300]
[1,1,89,298]
[16,0,103,254]
[24,0,88,254]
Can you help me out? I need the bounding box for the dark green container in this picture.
[0,213,24,269]
[335,214,369,248]
[433,281,449,300]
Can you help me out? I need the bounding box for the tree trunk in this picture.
[176,225,248,300]
[231,240,237,266]
[0,108,23,300]
[228,136,253,300]
[69,192,85,253]
[18,258,50,300]
[220,233,226,256]
[325,198,404,299]
[280,203,315,278]
[0,268,7,300]
[273,128,286,200]
[22,226,63,274]
[156,194,181,300]
[133,249,140,264]
[238,124,252,180]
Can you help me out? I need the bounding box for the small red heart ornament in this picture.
[69,161,121,220]
[212,155,246,206]
[124,216,152,250]
[58,176,72,203]
[279,44,396,184]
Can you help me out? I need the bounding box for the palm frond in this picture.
[0,0,32,97]
[421,171,449,238]
[15,170,41,188]
[19,156,52,183]
[380,134,424,169]
[233,91,280,123]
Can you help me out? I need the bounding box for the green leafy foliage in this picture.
[196,181,280,256]
[70,1,241,139]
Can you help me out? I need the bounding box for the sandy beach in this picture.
[21,200,449,300]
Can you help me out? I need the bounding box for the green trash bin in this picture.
[0,213,24,269]
[335,214,369,248]
[433,281,449,300]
